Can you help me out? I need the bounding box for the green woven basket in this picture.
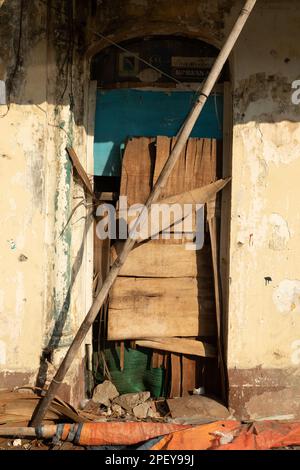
[95,346,166,397]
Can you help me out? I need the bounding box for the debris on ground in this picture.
[132,402,151,419]
[113,391,151,412]
[2,387,300,451]
[111,404,125,417]
[0,388,89,426]
[82,389,163,421]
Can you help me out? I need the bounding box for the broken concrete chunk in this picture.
[147,407,161,419]
[133,402,151,419]
[111,403,125,417]
[113,391,151,412]
[92,381,119,407]
[82,399,101,414]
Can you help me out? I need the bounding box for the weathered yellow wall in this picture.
[0,2,48,383]
[0,0,92,401]
[0,105,46,371]
[227,0,300,418]
[228,1,300,368]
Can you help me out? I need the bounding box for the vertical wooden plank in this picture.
[152,351,159,368]
[153,136,171,185]
[155,137,218,198]
[93,223,110,296]
[220,82,232,363]
[151,351,165,368]
[120,341,125,371]
[189,138,216,189]
[120,137,155,206]
[154,136,187,199]
[169,353,181,398]
[181,355,197,396]
[208,198,226,403]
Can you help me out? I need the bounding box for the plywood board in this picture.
[108,277,216,340]
[170,353,181,398]
[111,242,211,278]
[120,137,154,206]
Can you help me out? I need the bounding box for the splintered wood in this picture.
[108,136,219,396]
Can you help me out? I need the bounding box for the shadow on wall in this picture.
[35,209,94,389]
[1,0,299,127]
[0,0,89,128]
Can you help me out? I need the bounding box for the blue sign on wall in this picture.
[94,89,223,176]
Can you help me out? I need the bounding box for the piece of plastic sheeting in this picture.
[150,420,300,450]
[150,420,240,450]
[217,421,300,450]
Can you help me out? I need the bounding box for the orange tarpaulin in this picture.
[150,420,300,450]
[217,421,300,450]
[37,420,300,449]
[57,422,190,446]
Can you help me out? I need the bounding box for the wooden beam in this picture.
[207,197,227,402]
[66,147,94,196]
[136,337,216,358]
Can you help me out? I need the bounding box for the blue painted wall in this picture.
[94,89,223,176]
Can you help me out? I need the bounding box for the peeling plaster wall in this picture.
[227,0,300,418]
[0,0,48,384]
[0,0,92,403]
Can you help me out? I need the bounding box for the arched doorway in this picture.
[90,35,231,406]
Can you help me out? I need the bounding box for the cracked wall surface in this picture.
[0,0,92,403]
[227,0,300,419]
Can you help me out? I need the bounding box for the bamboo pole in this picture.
[0,426,56,438]
[31,0,257,426]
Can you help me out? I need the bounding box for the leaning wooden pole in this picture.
[31,0,257,426]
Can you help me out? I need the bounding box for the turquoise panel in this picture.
[94,89,223,176]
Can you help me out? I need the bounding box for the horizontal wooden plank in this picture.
[111,242,212,278]
[108,277,216,340]
[136,337,216,358]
